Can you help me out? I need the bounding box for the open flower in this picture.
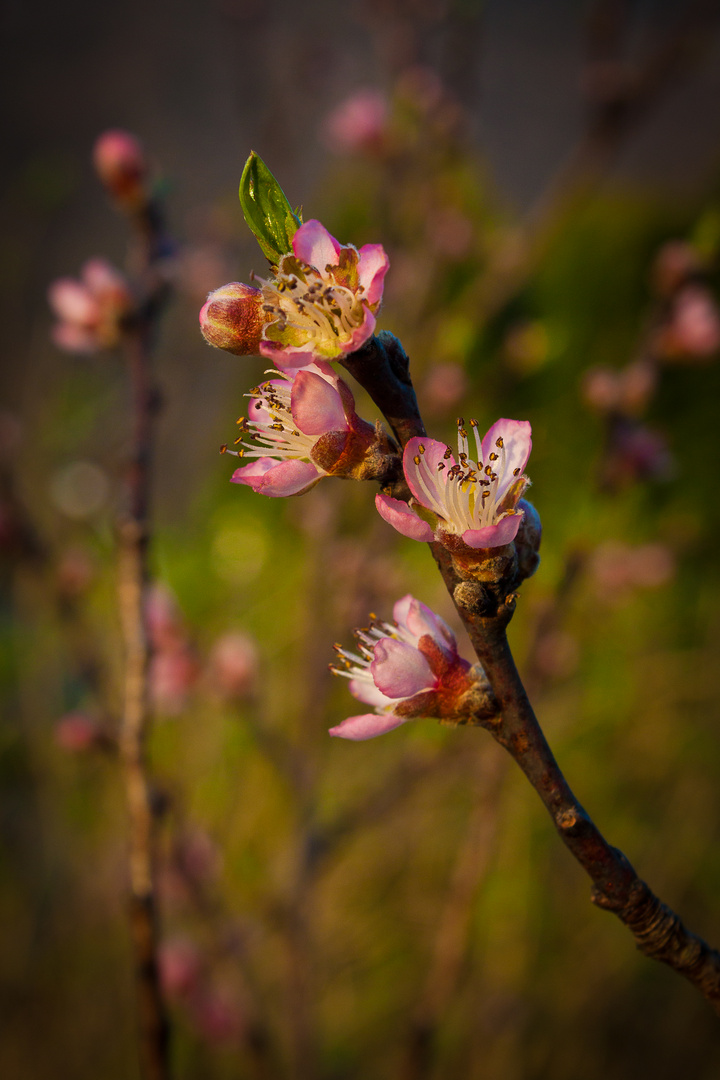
[226,360,383,497]
[200,219,389,365]
[375,418,532,550]
[48,258,133,353]
[329,594,474,740]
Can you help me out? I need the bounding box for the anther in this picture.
[495,437,504,448]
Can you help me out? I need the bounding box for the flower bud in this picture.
[199,283,264,355]
[239,151,301,265]
[93,130,147,207]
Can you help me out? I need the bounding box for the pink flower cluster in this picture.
[48,258,133,353]
[200,219,389,365]
[329,594,473,740]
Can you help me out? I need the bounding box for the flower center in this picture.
[412,419,524,533]
[254,255,366,358]
[221,371,317,463]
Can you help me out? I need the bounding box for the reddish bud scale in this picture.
[199,283,264,355]
[310,418,377,476]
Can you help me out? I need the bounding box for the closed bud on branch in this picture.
[93,129,147,208]
[199,282,264,355]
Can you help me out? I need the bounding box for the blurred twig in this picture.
[400,749,508,1080]
[117,325,170,1080]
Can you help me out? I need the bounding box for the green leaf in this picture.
[239,152,302,265]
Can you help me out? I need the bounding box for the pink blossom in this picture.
[323,90,389,154]
[227,360,377,497]
[376,418,532,551]
[582,360,656,416]
[48,258,132,353]
[659,285,720,361]
[206,632,259,700]
[159,938,204,1000]
[329,594,473,740]
[150,648,200,715]
[200,219,389,364]
[55,711,111,753]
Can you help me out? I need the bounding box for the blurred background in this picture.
[3,0,720,1077]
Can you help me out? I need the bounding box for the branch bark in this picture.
[432,543,720,1015]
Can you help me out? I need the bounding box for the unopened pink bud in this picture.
[93,129,147,206]
[200,283,264,355]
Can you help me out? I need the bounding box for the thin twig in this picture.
[432,544,720,1015]
[117,328,170,1080]
[400,749,508,1080]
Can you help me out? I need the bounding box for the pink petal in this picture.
[403,598,456,654]
[391,594,414,627]
[348,678,395,708]
[247,389,283,431]
[51,323,100,353]
[375,493,434,542]
[370,638,436,698]
[461,510,523,549]
[48,279,99,326]
[231,458,320,497]
[329,712,409,741]
[340,306,376,355]
[403,438,452,511]
[259,344,320,371]
[292,219,342,270]
[291,370,348,436]
[357,243,390,306]
[480,419,532,499]
[82,258,128,299]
